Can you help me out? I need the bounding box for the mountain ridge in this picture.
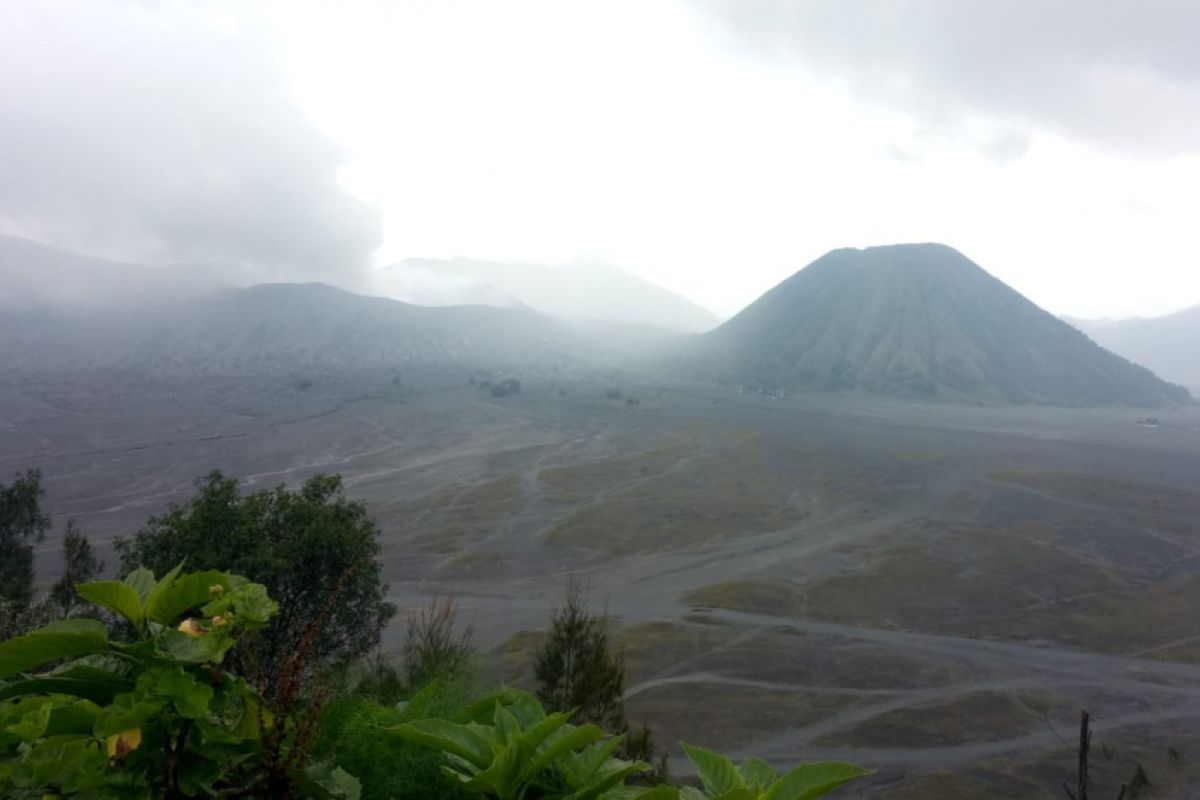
[378,256,720,333]
[682,243,1191,407]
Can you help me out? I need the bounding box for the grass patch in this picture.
[683,580,801,616]
[546,428,801,554]
[625,683,854,753]
[404,473,522,552]
[815,690,1052,749]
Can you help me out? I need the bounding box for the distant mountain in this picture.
[1067,307,1200,393]
[0,239,605,376]
[680,244,1191,407]
[0,281,593,377]
[0,234,235,310]
[377,257,720,333]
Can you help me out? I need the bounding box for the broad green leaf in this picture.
[93,694,165,737]
[763,762,873,800]
[563,759,644,800]
[603,787,682,800]
[207,581,276,626]
[679,789,708,800]
[559,736,623,785]
[524,721,603,781]
[0,673,130,704]
[0,619,108,680]
[682,743,745,796]
[470,739,524,799]
[122,567,157,603]
[394,718,496,770]
[140,666,213,718]
[710,790,755,800]
[5,698,52,741]
[145,569,230,625]
[177,752,222,797]
[160,627,236,664]
[76,581,144,627]
[10,735,107,794]
[493,703,521,745]
[303,762,363,800]
[739,756,777,793]
[45,700,100,737]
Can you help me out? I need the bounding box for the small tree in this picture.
[534,579,627,733]
[48,519,104,616]
[0,469,51,609]
[403,595,475,690]
[115,471,395,696]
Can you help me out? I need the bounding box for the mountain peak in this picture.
[687,244,1190,407]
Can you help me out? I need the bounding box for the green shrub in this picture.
[0,565,358,799]
[678,742,871,800]
[395,687,660,800]
[115,472,395,697]
[315,696,470,800]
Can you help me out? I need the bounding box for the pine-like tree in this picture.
[0,469,51,609]
[534,579,627,733]
[49,519,104,615]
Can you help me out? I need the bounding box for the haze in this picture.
[4,1,1200,319]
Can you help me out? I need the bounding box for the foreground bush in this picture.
[115,472,395,696]
[394,687,870,800]
[0,566,358,799]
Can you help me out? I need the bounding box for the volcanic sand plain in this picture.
[5,367,1200,797]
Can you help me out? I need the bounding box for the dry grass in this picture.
[625,682,855,753]
[814,690,1052,749]
[683,580,802,616]
[405,473,523,552]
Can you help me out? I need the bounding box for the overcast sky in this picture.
[4,1,1200,319]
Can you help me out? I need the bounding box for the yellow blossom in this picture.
[177,618,207,638]
[106,728,142,763]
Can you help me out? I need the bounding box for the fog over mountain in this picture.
[0,238,594,378]
[377,258,720,333]
[680,243,1191,407]
[1069,307,1200,394]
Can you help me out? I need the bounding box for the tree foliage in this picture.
[0,565,360,799]
[48,520,104,617]
[0,469,51,609]
[534,580,626,734]
[114,471,395,695]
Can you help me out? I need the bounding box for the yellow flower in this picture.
[177,618,207,638]
[208,584,224,594]
[106,728,142,763]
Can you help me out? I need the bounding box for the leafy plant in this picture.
[393,688,666,800]
[0,565,359,799]
[678,743,870,800]
[115,471,395,696]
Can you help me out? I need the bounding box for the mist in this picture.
[0,1,379,289]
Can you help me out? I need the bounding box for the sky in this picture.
[3,1,1200,319]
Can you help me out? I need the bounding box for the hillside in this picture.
[1069,306,1200,393]
[378,257,720,333]
[157,282,586,371]
[0,279,593,377]
[684,243,1191,407]
[0,234,236,310]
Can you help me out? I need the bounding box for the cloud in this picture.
[690,0,1200,159]
[0,1,380,282]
